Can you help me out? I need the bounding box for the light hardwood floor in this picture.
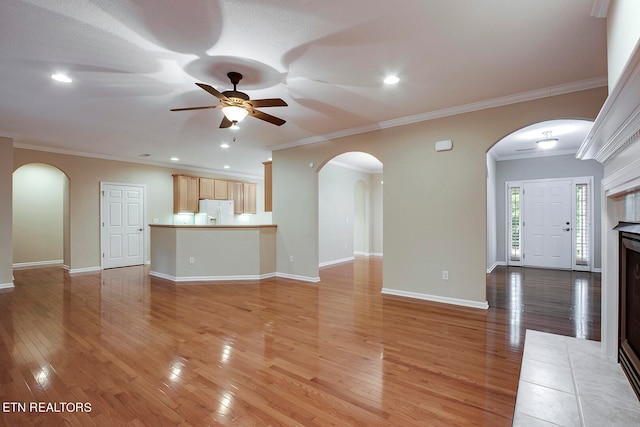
[0,258,600,426]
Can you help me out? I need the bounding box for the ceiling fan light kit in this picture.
[221,105,248,123]
[171,71,287,129]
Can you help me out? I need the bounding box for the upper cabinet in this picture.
[200,178,228,200]
[173,174,256,215]
[173,174,199,213]
[263,161,272,212]
[229,181,256,214]
[243,183,257,214]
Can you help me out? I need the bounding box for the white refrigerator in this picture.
[195,200,235,225]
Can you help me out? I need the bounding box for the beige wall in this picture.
[12,149,265,271]
[273,87,607,305]
[0,137,13,287]
[13,163,68,266]
[607,0,640,91]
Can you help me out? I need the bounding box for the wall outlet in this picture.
[289,255,294,263]
[189,257,195,264]
[442,270,449,280]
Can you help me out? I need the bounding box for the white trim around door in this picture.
[505,176,594,271]
[100,182,147,269]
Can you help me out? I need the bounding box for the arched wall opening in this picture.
[485,118,604,274]
[13,163,70,269]
[317,152,383,268]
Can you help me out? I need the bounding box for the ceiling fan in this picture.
[171,72,287,128]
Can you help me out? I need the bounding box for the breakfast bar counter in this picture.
[149,224,277,282]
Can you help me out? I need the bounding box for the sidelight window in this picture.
[509,187,521,261]
[575,183,589,266]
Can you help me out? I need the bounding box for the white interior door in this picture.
[101,183,145,269]
[523,180,572,269]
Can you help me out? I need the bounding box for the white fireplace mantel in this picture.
[577,39,640,360]
[578,39,640,164]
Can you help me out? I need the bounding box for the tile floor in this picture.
[513,330,640,426]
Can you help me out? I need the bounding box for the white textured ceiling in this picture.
[0,0,607,177]
[490,119,595,161]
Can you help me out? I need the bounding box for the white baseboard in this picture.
[68,266,101,274]
[486,261,506,273]
[13,259,63,268]
[381,288,489,310]
[150,271,276,283]
[592,267,602,273]
[150,270,321,283]
[0,282,14,290]
[353,252,384,257]
[319,256,354,268]
[275,272,321,283]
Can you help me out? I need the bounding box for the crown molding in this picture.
[493,149,579,162]
[272,77,607,152]
[13,143,263,181]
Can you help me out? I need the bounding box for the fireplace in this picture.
[617,222,640,400]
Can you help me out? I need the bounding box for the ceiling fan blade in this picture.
[247,98,288,108]
[249,109,286,126]
[219,116,233,128]
[170,105,220,111]
[196,83,228,100]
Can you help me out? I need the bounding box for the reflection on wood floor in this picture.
[0,258,600,426]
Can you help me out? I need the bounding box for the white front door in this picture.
[523,179,572,269]
[101,183,145,269]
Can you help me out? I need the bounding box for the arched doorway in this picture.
[13,163,70,269]
[318,152,383,267]
[485,118,602,272]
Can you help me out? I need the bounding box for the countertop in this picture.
[149,224,277,229]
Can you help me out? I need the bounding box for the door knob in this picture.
[138,228,143,232]
[563,227,571,231]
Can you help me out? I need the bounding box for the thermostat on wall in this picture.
[435,140,453,152]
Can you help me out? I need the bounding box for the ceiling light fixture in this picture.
[170,157,179,161]
[384,75,400,85]
[220,143,230,149]
[51,73,72,83]
[536,131,558,149]
[223,165,230,169]
[222,106,248,124]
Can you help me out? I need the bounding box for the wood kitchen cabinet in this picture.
[199,178,228,200]
[173,174,199,213]
[243,182,257,214]
[228,181,257,214]
[263,161,272,212]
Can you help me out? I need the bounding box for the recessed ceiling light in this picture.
[223,165,230,169]
[220,143,230,149]
[170,157,179,161]
[51,73,72,83]
[383,75,399,85]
